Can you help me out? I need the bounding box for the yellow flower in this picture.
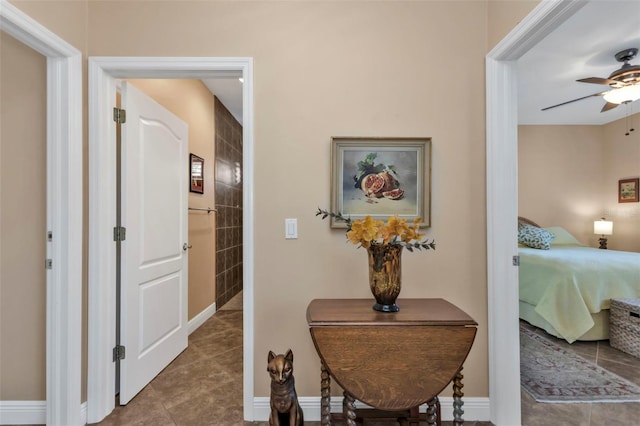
[316,208,435,252]
[346,215,426,247]
[347,215,384,248]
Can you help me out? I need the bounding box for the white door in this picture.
[119,82,189,404]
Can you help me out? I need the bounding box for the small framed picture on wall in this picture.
[190,153,204,194]
[618,178,639,203]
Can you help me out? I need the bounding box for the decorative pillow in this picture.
[518,223,555,250]
[544,226,583,246]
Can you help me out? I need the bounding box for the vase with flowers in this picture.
[316,208,435,312]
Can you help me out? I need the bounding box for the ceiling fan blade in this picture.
[541,91,606,111]
[577,77,620,86]
[601,102,618,112]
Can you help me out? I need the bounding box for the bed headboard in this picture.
[518,216,541,228]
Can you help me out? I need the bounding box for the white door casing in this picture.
[119,82,189,404]
[0,1,82,425]
[485,1,588,424]
[88,57,255,423]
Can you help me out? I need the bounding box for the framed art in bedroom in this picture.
[618,178,639,203]
[330,137,431,228]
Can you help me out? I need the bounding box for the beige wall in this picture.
[519,113,640,252]
[86,0,492,398]
[602,113,640,252]
[518,125,605,245]
[487,0,539,50]
[3,0,542,405]
[126,79,217,319]
[0,32,47,400]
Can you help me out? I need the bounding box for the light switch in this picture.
[285,218,298,239]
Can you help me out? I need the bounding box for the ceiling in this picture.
[201,75,244,125]
[518,0,640,125]
[202,2,640,127]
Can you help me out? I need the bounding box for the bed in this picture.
[517,217,640,343]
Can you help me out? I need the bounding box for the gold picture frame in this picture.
[619,178,639,203]
[330,137,432,228]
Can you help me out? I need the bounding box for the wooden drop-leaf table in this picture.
[307,298,477,426]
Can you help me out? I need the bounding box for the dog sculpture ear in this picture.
[285,349,293,363]
[268,350,276,363]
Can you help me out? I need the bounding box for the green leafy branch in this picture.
[316,208,353,231]
[402,239,436,252]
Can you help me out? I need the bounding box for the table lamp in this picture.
[594,218,613,249]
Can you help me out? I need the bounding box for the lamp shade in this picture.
[594,219,613,236]
[603,84,640,104]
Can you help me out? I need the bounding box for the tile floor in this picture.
[520,321,640,426]
[92,299,639,425]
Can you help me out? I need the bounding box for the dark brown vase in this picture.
[366,243,402,312]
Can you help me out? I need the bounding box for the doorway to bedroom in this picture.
[514,1,640,423]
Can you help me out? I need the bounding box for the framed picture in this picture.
[330,137,432,228]
[619,178,639,203]
[190,153,204,194]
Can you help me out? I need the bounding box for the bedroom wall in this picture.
[5,0,540,408]
[519,112,640,252]
[602,112,640,252]
[518,125,605,246]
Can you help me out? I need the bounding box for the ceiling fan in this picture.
[542,47,640,112]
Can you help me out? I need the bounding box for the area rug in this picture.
[520,326,640,403]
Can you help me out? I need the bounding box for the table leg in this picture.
[343,391,357,426]
[426,396,439,426]
[453,367,465,425]
[409,406,420,426]
[320,363,331,426]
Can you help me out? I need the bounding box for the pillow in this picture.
[544,226,583,246]
[518,223,555,250]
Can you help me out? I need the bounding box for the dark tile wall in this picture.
[214,97,243,308]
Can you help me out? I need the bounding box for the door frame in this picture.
[0,1,83,425]
[87,57,255,423]
[486,0,587,424]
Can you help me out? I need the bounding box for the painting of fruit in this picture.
[356,154,403,200]
[330,137,431,228]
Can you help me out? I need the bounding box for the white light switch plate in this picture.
[285,218,298,239]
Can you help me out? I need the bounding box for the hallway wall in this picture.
[5,0,540,406]
[0,31,47,401]
[214,97,243,308]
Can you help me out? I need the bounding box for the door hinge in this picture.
[47,231,52,242]
[113,226,126,242]
[113,107,126,124]
[113,345,126,362]
[45,259,53,269]
[512,255,520,266]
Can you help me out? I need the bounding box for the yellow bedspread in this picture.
[519,246,640,343]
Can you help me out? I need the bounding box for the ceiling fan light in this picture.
[603,84,640,104]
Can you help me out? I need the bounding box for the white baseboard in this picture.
[0,400,86,425]
[188,302,216,335]
[0,395,488,424]
[252,396,490,422]
[0,401,45,425]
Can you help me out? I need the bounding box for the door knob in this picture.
[183,243,192,251]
